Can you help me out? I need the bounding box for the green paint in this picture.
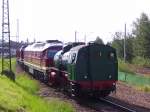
[67,64,76,80]
[75,45,118,81]
[118,72,150,86]
[66,44,118,82]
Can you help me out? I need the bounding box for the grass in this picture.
[118,58,150,77]
[118,59,150,92]
[16,73,39,94]
[118,59,135,74]
[136,85,150,92]
[119,72,150,92]
[0,58,16,72]
[0,74,74,112]
[132,56,150,67]
[0,58,75,112]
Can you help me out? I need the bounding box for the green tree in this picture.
[111,32,124,59]
[111,32,134,62]
[94,36,104,44]
[106,42,111,46]
[125,34,134,62]
[132,13,150,58]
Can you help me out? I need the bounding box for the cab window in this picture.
[71,53,76,63]
[109,52,116,60]
[47,50,58,58]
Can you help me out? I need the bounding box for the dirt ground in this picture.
[110,81,150,110]
[37,83,98,112]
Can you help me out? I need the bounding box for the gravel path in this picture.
[37,83,97,112]
[110,81,150,111]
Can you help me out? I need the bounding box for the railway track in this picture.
[99,98,136,112]
[73,96,137,112]
[33,78,139,112]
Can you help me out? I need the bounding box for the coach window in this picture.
[37,52,40,58]
[36,52,37,57]
[48,50,58,58]
[42,51,46,58]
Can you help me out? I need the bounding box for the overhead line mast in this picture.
[1,0,15,80]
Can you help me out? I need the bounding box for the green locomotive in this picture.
[53,42,118,97]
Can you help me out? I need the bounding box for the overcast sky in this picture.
[0,0,150,43]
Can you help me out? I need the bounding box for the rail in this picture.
[99,98,136,112]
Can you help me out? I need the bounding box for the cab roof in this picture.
[69,43,115,52]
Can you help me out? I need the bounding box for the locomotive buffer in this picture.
[1,0,15,81]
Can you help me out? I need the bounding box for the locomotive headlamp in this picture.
[84,75,88,79]
[110,53,114,58]
[109,75,112,79]
[51,72,56,76]
[65,74,68,77]
[113,83,116,86]
[99,52,102,56]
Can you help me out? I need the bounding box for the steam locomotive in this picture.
[17,40,118,97]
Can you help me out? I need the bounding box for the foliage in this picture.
[111,32,134,62]
[16,74,39,94]
[0,74,74,112]
[111,32,124,59]
[94,36,104,44]
[136,85,150,92]
[0,58,16,72]
[106,42,111,46]
[110,13,150,92]
[0,59,74,112]
[132,56,150,67]
[118,59,134,74]
[132,13,150,58]
[12,58,17,71]
[111,13,150,64]
[124,35,134,62]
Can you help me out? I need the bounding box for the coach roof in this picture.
[24,42,63,52]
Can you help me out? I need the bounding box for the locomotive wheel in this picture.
[100,91,111,97]
[67,82,79,98]
[68,82,75,97]
[43,75,49,84]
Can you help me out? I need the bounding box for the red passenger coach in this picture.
[23,40,63,82]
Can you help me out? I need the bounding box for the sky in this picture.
[0,0,150,43]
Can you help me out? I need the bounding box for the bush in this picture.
[118,59,134,74]
[132,56,150,67]
[136,85,150,92]
[144,85,150,92]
